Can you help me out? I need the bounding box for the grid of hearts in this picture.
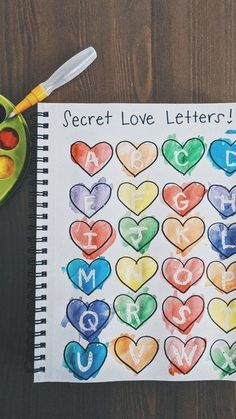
[63,137,236,380]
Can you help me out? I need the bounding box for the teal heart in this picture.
[114,293,157,329]
[118,216,159,252]
[162,138,205,174]
[210,340,236,375]
[64,341,107,380]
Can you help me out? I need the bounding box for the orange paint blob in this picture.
[0,156,15,178]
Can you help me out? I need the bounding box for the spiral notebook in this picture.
[34,102,236,382]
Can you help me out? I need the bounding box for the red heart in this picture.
[70,220,113,255]
[162,182,205,216]
[71,141,113,176]
[164,336,206,374]
[162,258,205,293]
[162,296,204,333]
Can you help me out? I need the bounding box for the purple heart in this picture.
[69,182,112,217]
[208,185,236,218]
[66,299,110,340]
[208,223,236,258]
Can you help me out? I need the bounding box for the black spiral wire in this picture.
[25,111,48,374]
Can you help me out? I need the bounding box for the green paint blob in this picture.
[118,216,159,253]
[114,293,157,329]
[210,340,236,376]
[162,138,205,174]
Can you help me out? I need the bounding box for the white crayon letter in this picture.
[221,230,236,249]
[126,303,140,325]
[173,306,191,324]
[174,149,188,166]
[174,192,189,211]
[82,231,97,250]
[226,150,236,167]
[78,268,96,288]
[219,193,236,211]
[85,151,99,167]
[222,270,235,289]
[130,150,143,170]
[84,195,95,214]
[173,267,192,285]
[77,351,93,372]
[79,311,99,332]
[176,226,190,244]
[172,344,197,366]
[129,226,147,247]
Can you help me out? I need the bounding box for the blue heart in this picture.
[66,299,111,339]
[209,139,236,175]
[64,341,107,380]
[208,185,236,218]
[208,223,236,258]
[66,258,111,295]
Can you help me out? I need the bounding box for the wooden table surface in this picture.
[1,1,236,418]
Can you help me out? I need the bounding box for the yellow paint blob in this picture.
[0,155,15,179]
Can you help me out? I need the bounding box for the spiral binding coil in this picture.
[28,110,49,374]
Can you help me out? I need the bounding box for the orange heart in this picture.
[207,262,236,293]
[114,336,158,373]
[162,217,205,252]
[116,141,158,176]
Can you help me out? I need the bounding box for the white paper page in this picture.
[34,103,236,382]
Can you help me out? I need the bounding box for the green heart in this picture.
[162,138,205,174]
[114,293,157,329]
[210,340,236,376]
[0,95,29,205]
[118,216,159,252]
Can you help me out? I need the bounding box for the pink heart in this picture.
[162,295,204,333]
[162,258,205,293]
[164,336,206,374]
[71,141,113,176]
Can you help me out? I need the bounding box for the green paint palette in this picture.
[0,95,29,205]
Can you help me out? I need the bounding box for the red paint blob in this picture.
[0,128,19,150]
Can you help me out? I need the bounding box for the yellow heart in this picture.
[116,256,158,291]
[208,298,236,332]
[117,181,158,215]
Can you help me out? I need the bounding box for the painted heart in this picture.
[208,185,236,218]
[70,220,113,255]
[119,217,159,253]
[162,138,205,174]
[162,182,205,216]
[0,96,29,205]
[208,298,236,332]
[117,181,158,215]
[164,336,206,374]
[162,217,205,252]
[64,341,107,380]
[114,336,159,373]
[66,258,111,295]
[66,299,110,339]
[116,141,158,176]
[208,223,236,258]
[210,340,236,375]
[162,257,204,293]
[209,139,236,175]
[69,182,112,218]
[71,141,113,176]
[162,295,205,333]
[114,294,157,329]
[207,262,236,294]
[115,256,158,292]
